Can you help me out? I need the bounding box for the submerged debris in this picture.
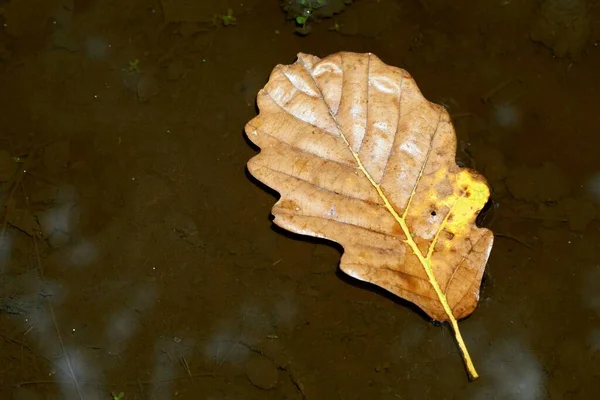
[280,0,353,35]
[245,355,279,390]
[530,0,591,60]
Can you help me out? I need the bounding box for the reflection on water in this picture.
[67,239,99,267]
[471,339,545,400]
[587,173,600,201]
[151,335,196,399]
[0,231,12,272]
[106,283,157,354]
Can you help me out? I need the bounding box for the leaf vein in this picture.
[255,162,383,207]
[445,233,487,295]
[253,125,354,168]
[356,53,371,154]
[401,108,443,219]
[275,208,402,242]
[265,89,337,138]
[379,75,405,183]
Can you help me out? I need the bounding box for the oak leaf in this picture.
[244,52,494,379]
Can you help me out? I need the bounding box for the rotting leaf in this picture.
[244,51,494,380]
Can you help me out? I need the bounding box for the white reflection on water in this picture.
[150,335,196,399]
[203,323,251,368]
[85,36,110,60]
[586,173,600,201]
[493,103,520,128]
[0,230,12,272]
[67,239,99,267]
[470,339,545,400]
[56,346,103,400]
[273,294,297,330]
[105,283,157,354]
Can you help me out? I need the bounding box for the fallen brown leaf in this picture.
[244,52,494,380]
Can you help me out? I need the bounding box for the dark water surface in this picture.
[1,0,599,399]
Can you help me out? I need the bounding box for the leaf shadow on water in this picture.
[267,220,488,381]
[243,170,436,324]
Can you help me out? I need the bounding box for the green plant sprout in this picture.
[111,392,125,400]
[299,0,326,7]
[294,0,327,34]
[220,8,236,26]
[296,14,308,27]
[329,21,341,32]
[126,59,140,73]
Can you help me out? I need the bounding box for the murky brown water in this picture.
[1,0,599,399]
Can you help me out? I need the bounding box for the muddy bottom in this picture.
[1,0,599,399]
